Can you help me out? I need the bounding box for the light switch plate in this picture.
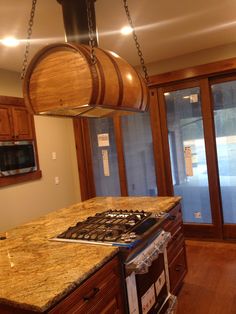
[52,152,57,160]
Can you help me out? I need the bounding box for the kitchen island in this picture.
[0,196,181,313]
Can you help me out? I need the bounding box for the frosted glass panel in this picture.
[121,112,157,196]
[89,118,120,196]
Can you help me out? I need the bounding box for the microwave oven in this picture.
[0,141,37,177]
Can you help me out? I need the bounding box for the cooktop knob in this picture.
[124,238,132,243]
[129,220,136,226]
[130,232,137,239]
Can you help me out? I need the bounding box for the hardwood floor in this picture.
[176,240,236,314]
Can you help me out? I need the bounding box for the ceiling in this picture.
[1,0,236,74]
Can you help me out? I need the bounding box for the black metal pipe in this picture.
[57,0,98,46]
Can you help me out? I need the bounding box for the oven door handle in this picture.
[125,231,171,274]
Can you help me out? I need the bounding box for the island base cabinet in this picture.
[168,247,187,294]
[48,255,124,314]
[162,204,188,294]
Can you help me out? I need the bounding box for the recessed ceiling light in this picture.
[1,37,20,47]
[120,26,133,35]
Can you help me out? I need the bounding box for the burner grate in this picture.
[56,209,152,243]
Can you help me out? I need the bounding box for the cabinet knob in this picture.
[83,287,100,302]
[168,215,177,221]
[175,264,183,272]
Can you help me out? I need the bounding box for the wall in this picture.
[0,69,81,232]
[145,41,236,75]
[0,69,22,96]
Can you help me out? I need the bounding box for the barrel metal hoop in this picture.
[135,72,145,110]
[79,45,100,105]
[80,45,105,105]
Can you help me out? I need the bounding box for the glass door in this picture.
[211,78,236,237]
[121,112,158,196]
[158,80,224,238]
[163,86,212,224]
[89,117,121,196]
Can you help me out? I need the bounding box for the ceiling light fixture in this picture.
[120,26,133,35]
[1,37,20,47]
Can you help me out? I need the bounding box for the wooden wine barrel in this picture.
[23,43,149,117]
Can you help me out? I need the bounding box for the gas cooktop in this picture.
[51,209,167,247]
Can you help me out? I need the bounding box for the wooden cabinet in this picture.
[162,204,187,294]
[48,256,125,314]
[0,104,33,141]
[0,106,12,140]
[0,95,41,187]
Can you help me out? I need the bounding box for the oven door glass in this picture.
[136,254,168,313]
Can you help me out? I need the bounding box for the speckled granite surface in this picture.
[0,196,181,312]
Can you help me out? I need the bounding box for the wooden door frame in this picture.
[156,79,223,238]
[149,57,236,86]
[199,78,223,238]
[149,58,236,240]
[149,88,170,195]
[208,73,236,239]
[73,117,96,201]
[113,115,128,196]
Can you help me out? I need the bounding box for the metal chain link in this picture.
[86,0,97,64]
[123,0,149,83]
[21,0,38,80]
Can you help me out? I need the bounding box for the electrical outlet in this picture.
[54,176,60,185]
[52,152,57,160]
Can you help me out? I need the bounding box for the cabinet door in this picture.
[12,107,33,140]
[169,247,187,294]
[48,256,124,314]
[0,106,12,140]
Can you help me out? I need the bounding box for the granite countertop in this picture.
[0,196,181,312]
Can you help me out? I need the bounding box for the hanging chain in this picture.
[21,0,38,80]
[86,0,97,64]
[123,0,149,83]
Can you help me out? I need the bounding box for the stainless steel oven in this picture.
[125,230,176,314]
[0,141,37,177]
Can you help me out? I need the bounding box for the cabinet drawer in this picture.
[169,247,187,294]
[48,256,123,314]
[167,227,185,263]
[162,205,182,236]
